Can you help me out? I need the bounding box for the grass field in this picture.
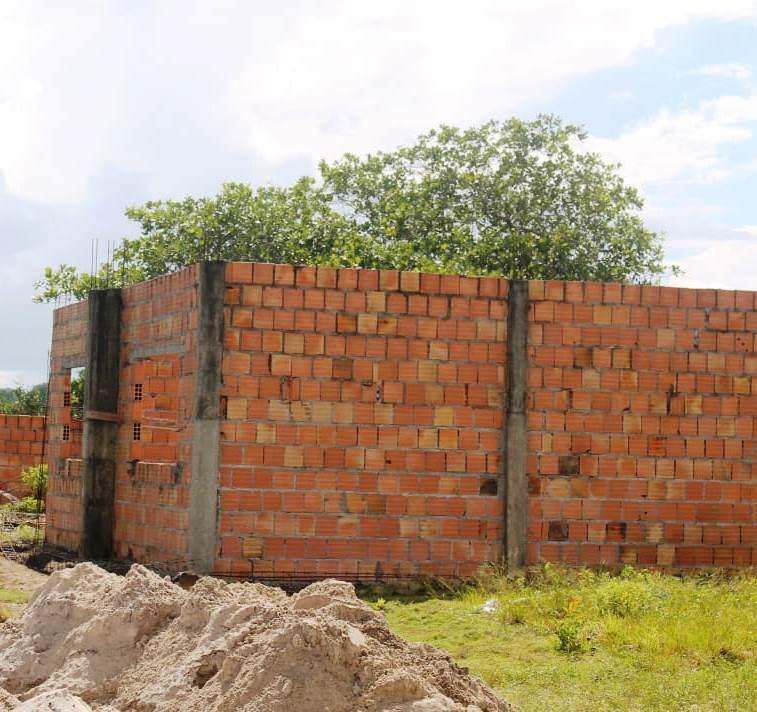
[369,566,757,712]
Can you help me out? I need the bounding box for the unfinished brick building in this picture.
[43,261,757,579]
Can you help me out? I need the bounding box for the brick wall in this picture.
[46,300,87,549]
[0,415,46,496]
[527,280,756,568]
[45,269,200,562]
[43,262,757,574]
[218,263,508,578]
[113,266,199,565]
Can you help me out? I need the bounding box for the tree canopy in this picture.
[0,384,47,416]
[34,115,670,303]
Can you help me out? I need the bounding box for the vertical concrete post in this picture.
[80,288,122,560]
[504,280,529,569]
[189,261,225,573]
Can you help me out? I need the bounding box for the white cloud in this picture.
[0,370,40,388]
[657,215,757,291]
[669,239,757,290]
[222,0,757,165]
[697,63,752,81]
[1,0,756,204]
[586,94,757,185]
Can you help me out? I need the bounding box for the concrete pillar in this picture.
[80,288,122,560]
[504,280,529,569]
[188,261,225,573]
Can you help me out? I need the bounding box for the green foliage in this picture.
[35,116,672,303]
[70,368,85,417]
[21,464,47,503]
[0,384,47,416]
[321,116,667,281]
[0,521,39,541]
[4,497,45,514]
[594,577,661,618]
[34,178,352,302]
[32,265,102,304]
[379,566,757,712]
[555,619,585,653]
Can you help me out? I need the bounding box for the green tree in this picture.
[0,384,47,416]
[34,115,671,302]
[34,178,352,302]
[320,116,667,282]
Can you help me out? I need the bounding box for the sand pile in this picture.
[0,564,512,711]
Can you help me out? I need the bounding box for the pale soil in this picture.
[0,559,46,594]
[0,559,46,617]
[0,563,514,712]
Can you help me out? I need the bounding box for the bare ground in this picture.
[0,559,46,616]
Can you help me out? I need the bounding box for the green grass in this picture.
[0,586,30,622]
[0,522,42,545]
[367,566,757,712]
[0,587,29,605]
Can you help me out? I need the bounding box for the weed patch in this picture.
[375,566,757,711]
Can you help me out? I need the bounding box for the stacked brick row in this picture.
[0,415,46,495]
[218,262,508,578]
[114,267,198,565]
[528,281,757,567]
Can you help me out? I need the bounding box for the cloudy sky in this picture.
[1,0,757,386]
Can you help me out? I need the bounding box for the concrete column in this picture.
[188,261,225,573]
[80,288,122,560]
[504,280,529,569]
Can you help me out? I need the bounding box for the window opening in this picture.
[70,367,86,420]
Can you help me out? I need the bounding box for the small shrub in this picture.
[547,590,582,620]
[14,523,39,542]
[555,619,585,654]
[21,463,47,502]
[595,579,659,619]
[500,598,530,625]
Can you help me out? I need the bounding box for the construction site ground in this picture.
[0,560,45,618]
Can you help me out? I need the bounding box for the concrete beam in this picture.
[127,341,186,361]
[189,261,225,573]
[504,280,529,569]
[79,288,122,560]
[60,354,87,371]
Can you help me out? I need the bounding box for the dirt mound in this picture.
[0,563,512,711]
